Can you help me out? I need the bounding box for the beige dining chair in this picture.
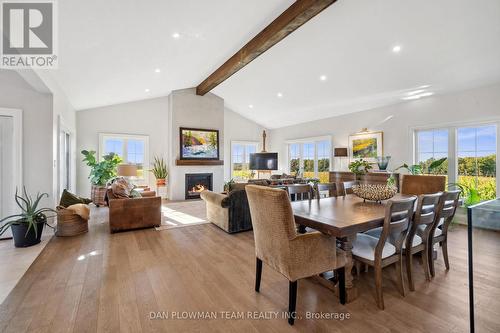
[246,185,346,325]
[352,196,417,309]
[428,190,461,276]
[314,182,338,199]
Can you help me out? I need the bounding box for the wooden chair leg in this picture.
[337,267,346,305]
[374,265,384,310]
[422,245,431,281]
[395,256,406,297]
[355,261,361,277]
[255,258,262,292]
[442,240,450,270]
[428,242,436,277]
[288,281,298,325]
[406,250,415,292]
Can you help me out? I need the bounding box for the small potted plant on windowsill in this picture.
[81,150,122,206]
[0,188,55,248]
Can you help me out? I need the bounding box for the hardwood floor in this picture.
[0,206,498,333]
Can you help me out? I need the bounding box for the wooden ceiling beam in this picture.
[196,0,337,96]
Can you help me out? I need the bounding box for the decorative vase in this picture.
[156,178,166,186]
[376,156,391,171]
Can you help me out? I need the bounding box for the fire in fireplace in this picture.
[185,173,213,200]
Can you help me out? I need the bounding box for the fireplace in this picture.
[185,173,213,200]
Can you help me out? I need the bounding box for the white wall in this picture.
[269,83,500,175]
[0,70,54,206]
[223,108,266,181]
[76,97,169,197]
[168,88,225,200]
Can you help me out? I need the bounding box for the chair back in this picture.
[246,185,297,267]
[376,196,417,259]
[314,183,338,199]
[401,175,446,195]
[341,181,359,196]
[406,193,442,249]
[286,184,313,201]
[431,190,461,238]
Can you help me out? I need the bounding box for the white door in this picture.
[59,129,71,198]
[0,115,15,239]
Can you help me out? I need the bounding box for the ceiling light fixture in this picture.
[406,89,426,96]
[172,32,180,39]
[154,68,161,73]
[145,88,150,93]
[277,92,283,98]
[248,104,254,109]
[392,45,402,53]
[319,75,327,81]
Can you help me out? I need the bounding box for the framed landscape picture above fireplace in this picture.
[180,127,220,160]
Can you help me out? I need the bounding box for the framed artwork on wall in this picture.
[179,127,220,160]
[348,131,383,163]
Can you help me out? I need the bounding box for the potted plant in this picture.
[348,159,373,178]
[150,156,168,186]
[81,150,122,206]
[395,157,447,175]
[0,188,55,247]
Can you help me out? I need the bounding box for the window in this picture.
[231,142,258,180]
[457,125,496,200]
[414,123,498,202]
[99,134,149,182]
[287,137,332,182]
[415,129,449,175]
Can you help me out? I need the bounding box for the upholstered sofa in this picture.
[200,183,256,233]
[106,188,162,233]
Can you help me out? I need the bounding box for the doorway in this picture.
[0,109,22,240]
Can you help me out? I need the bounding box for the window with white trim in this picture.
[287,137,332,182]
[414,123,498,201]
[231,141,258,180]
[99,133,149,183]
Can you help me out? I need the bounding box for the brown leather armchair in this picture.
[106,189,162,233]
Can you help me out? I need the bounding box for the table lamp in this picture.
[117,164,138,184]
[334,148,348,171]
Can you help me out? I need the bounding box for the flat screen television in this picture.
[249,153,278,170]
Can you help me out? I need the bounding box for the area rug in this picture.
[156,200,209,231]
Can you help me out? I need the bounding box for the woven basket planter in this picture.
[91,185,107,207]
[56,207,89,237]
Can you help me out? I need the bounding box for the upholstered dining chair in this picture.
[427,190,461,277]
[341,180,359,196]
[246,185,346,325]
[286,184,313,201]
[352,196,417,309]
[314,182,338,199]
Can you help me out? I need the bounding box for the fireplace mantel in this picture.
[176,159,224,166]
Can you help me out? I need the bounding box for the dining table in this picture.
[291,193,410,303]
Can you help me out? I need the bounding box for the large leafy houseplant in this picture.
[81,150,122,186]
[395,157,447,175]
[0,188,55,247]
[348,159,373,176]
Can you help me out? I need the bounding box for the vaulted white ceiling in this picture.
[53,0,500,128]
[52,0,294,110]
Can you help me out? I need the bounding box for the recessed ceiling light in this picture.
[392,45,402,53]
[418,85,431,89]
[145,88,150,93]
[172,32,180,39]
[277,92,283,98]
[248,104,254,109]
[154,68,161,73]
[319,75,327,81]
[418,92,434,98]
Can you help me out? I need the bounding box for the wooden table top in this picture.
[291,194,408,238]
